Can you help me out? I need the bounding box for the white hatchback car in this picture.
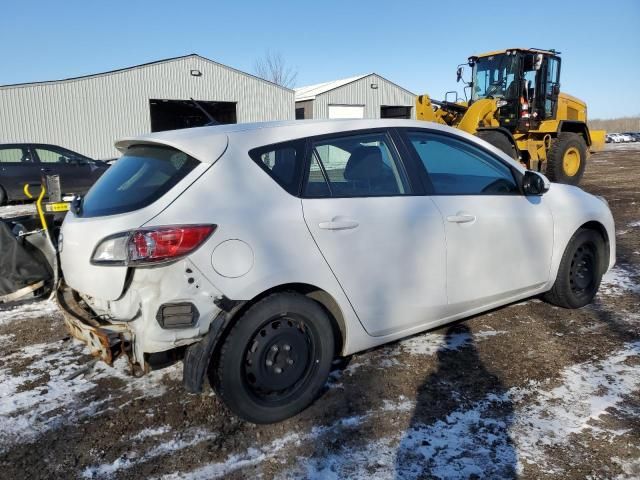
[58,120,615,423]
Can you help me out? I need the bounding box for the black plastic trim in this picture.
[156,302,199,329]
[182,301,246,393]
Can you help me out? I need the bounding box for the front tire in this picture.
[211,292,335,424]
[545,132,588,185]
[476,130,517,160]
[544,228,606,309]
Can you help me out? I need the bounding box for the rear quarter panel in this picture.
[144,138,372,355]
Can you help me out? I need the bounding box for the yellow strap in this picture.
[35,185,48,231]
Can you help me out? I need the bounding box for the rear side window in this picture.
[0,147,30,163]
[303,132,409,197]
[249,140,305,195]
[80,145,199,217]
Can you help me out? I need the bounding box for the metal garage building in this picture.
[295,73,416,121]
[0,54,294,159]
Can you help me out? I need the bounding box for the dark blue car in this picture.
[0,143,109,204]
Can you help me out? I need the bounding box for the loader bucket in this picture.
[589,130,606,153]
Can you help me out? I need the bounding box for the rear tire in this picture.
[211,292,335,424]
[0,186,7,206]
[476,130,517,159]
[545,132,587,186]
[544,228,605,309]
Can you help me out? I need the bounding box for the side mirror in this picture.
[552,84,560,96]
[456,66,463,83]
[522,171,550,195]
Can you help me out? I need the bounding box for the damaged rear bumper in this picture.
[56,283,134,367]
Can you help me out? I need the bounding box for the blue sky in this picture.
[1,0,638,119]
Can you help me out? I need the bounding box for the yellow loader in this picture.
[416,48,605,185]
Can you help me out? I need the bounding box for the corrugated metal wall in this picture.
[0,56,294,159]
[312,74,415,119]
[295,100,313,119]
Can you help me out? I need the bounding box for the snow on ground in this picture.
[155,340,640,480]
[0,299,61,326]
[0,339,100,450]
[329,327,507,383]
[600,265,640,296]
[398,327,506,356]
[82,428,216,479]
[0,300,182,453]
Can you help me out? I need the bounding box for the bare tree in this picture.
[253,51,298,88]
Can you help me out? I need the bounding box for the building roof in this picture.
[0,54,293,92]
[294,74,370,101]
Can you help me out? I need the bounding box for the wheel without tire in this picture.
[476,130,517,159]
[210,292,335,424]
[544,228,605,309]
[545,132,587,185]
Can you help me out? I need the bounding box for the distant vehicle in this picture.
[58,119,615,423]
[0,143,109,204]
[622,132,639,142]
[607,133,624,143]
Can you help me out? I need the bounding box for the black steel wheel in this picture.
[569,242,597,301]
[544,228,606,309]
[243,314,318,405]
[211,292,335,424]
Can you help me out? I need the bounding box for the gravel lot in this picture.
[1,143,639,479]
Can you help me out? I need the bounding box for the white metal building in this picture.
[295,73,416,121]
[0,54,294,159]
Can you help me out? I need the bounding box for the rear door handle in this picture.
[446,214,476,224]
[318,219,359,230]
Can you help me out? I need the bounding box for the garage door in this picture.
[328,105,365,119]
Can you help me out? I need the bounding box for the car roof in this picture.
[115,119,526,172]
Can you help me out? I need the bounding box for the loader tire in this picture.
[545,132,587,186]
[476,130,517,160]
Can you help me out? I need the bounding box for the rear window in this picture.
[80,145,199,217]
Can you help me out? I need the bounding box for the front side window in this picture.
[405,131,519,195]
[304,132,409,197]
[80,145,199,217]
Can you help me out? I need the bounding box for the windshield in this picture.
[471,54,520,101]
[80,145,199,217]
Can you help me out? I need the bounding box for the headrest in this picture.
[344,146,386,181]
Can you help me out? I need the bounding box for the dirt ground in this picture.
[1,144,639,479]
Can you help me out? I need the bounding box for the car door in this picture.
[301,130,448,337]
[400,129,554,312]
[0,145,41,200]
[32,145,94,194]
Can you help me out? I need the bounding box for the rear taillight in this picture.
[91,225,216,266]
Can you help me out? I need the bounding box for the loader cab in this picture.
[469,49,562,132]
